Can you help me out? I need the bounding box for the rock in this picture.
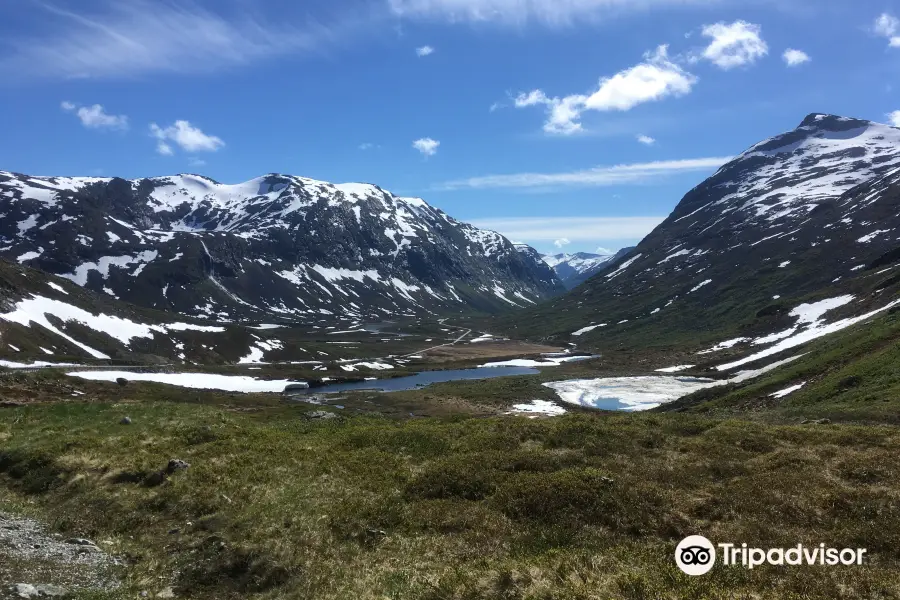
[9,583,68,598]
[115,377,128,386]
[64,537,96,546]
[145,459,191,486]
[11,584,38,598]
[305,411,338,420]
[119,416,132,425]
[1,401,26,408]
[35,584,68,597]
[284,394,323,404]
[165,459,190,474]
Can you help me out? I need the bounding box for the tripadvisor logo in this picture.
[675,536,868,576]
[676,536,716,576]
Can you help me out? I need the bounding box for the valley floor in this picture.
[2,308,900,599]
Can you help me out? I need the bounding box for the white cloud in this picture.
[1,1,358,81]
[413,137,440,156]
[699,21,768,69]
[887,111,900,127]
[388,0,723,27]
[782,48,810,67]
[514,46,696,135]
[150,121,224,154]
[416,45,435,56]
[470,216,666,242]
[156,142,174,156]
[61,101,128,130]
[873,13,900,47]
[489,101,505,112]
[874,13,898,36]
[553,237,571,248]
[438,156,732,190]
[188,157,207,167]
[637,134,656,145]
[596,246,615,254]
[358,142,378,150]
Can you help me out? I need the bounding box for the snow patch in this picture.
[770,381,806,398]
[507,399,567,417]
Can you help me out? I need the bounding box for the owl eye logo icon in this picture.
[676,536,716,575]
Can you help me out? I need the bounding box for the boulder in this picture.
[305,411,338,420]
[165,459,191,474]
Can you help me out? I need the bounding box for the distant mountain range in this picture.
[0,172,563,323]
[504,113,900,351]
[540,249,634,288]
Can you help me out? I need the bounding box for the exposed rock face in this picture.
[0,172,563,322]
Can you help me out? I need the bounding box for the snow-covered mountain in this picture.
[540,249,634,288]
[506,114,900,347]
[0,172,562,322]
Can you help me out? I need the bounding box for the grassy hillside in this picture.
[662,300,900,423]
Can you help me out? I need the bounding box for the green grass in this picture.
[663,304,900,423]
[4,293,900,598]
[2,396,900,599]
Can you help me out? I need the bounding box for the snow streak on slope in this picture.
[523,113,900,345]
[0,171,563,321]
[679,114,900,228]
[0,294,226,360]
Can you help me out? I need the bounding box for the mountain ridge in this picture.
[540,248,635,289]
[500,113,900,354]
[0,170,563,323]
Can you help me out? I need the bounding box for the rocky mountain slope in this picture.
[0,172,562,322]
[540,248,634,288]
[0,259,237,366]
[0,258,497,369]
[502,114,900,357]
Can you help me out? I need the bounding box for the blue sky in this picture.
[3,0,900,254]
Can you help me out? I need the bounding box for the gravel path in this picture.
[0,512,122,598]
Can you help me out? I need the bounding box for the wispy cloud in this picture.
[887,111,900,127]
[514,46,696,135]
[413,137,440,156]
[873,13,900,47]
[1,1,359,81]
[387,0,723,27]
[358,142,379,150]
[415,45,435,56]
[470,216,666,242]
[553,237,571,248]
[697,20,768,69]
[782,48,810,66]
[150,121,225,154]
[636,134,656,145]
[437,156,732,190]
[61,101,128,130]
